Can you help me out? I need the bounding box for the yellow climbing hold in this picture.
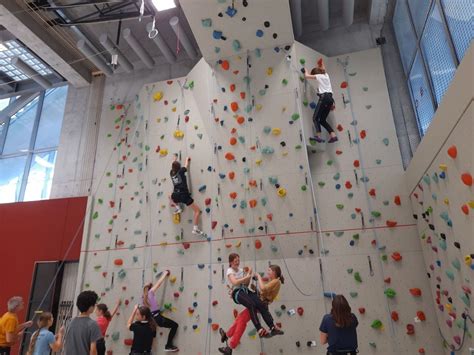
[256,159,262,165]
[169,275,177,284]
[156,117,161,123]
[443,198,449,205]
[445,303,452,312]
[439,164,447,171]
[465,255,472,265]
[277,187,287,197]
[272,128,281,136]
[172,107,177,112]
[235,241,241,248]
[282,152,288,157]
[267,67,273,76]
[467,200,474,209]
[153,91,163,101]
[173,213,181,224]
[174,130,184,139]
[159,149,168,156]
[255,104,263,111]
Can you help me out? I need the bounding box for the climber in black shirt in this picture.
[169,154,205,236]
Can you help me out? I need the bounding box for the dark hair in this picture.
[171,161,181,176]
[76,290,98,313]
[269,265,285,284]
[142,283,153,308]
[228,253,240,266]
[28,312,53,354]
[96,303,112,321]
[311,67,326,75]
[138,306,157,331]
[330,295,353,328]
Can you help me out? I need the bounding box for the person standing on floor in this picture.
[27,312,64,355]
[95,299,121,355]
[63,290,102,355]
[143,271,179,352]
[127,305,156,355]
[319,294,359,355]
[0,296,33,355]
[304,59,338,143]
[169,154,206,237]
[218,265,285,355]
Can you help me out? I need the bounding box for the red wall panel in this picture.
[0,197,87,352]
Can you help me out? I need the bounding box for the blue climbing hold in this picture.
[256,29,264,37]
[225,6,237,17]
[213,30,223,40]
[310,102,317,109]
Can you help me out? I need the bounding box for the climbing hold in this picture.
[371,319,383,330]
[461,172,473,186]
[409,288,422,297]
[406,324,415,335]
[236,116,245,125]
[230,102,239,112]
[221,60,230,70]
[225,153,235,161]
[153,91,163,101]
[114,259,123,266]
[340,81,348,89]
[384,288,397,298]
[336,204,344,210]
[353,160,360,168]
[297,307,304,316]
[358,307,366,314]
[225,5,237,17]
[232,40,241,52]
[198,185,206,193]
[447,145,457,159]
[272,127,281,135]
[382,138,389,146]
[213,30,223,40]
[360,130,366,139]
[394,195,401,205]
[386,220,397,228]
[354,272,362,283]
[277,188,286,197]
[461,204,469,215]
[416,311,426,321]
[391,311,399,321]
[391,252,402,262]
[201,18,212,27]
[174,130,184,139]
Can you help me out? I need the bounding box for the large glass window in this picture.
[0,86,67,203]
[408,52,435,135]
[407,0,432,35]
[440,0,472,62]
[421,3,457,105]
[393,0,417,73]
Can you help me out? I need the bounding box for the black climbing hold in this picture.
[453,242,461,249]
[217,145,222,150]
[296,341,301,348]
[258,226,264,231]
[447,297,453,303]
[427,273,431,278]
[242,157,246,162]
[242,17,246,21]
[221,36,227,41]
[218,12,223,17]
[280,141,286,147]
[440,233,446,240]
[248,117,253,122]
[275,183,280,188]
[428,224,435,230]
[280,305,286,310]
[243,0,248,7]
[413,214,418,219]
[264,21,270,28]
[309,249,314,254]
[264,84,269,89]
[273,33,278,39]
[306,341,312,347]
[217,257,222,262]
[221,88,226,92]
[284,45,291,51]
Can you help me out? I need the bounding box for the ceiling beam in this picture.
[0,75,66,100]
[369,0,389,25]
[0,2,91,87]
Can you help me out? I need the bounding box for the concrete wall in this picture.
[407,44,473,355]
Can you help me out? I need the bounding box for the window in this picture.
[441,0,472,62]
[393,0,417,73]
[408,52,435,135]
[0,86,67,203]
[407,0,432,35]
[420,3,457,105]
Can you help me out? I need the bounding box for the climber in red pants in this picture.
[218,265,285,354]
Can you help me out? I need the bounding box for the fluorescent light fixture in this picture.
[0,43,7,52]
[151,0,176,11]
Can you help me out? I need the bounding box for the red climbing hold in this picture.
[124,339,133,346]
[236,116,245,125]
[461,173,473,186]
[406,324,415,335]
[212,300,219,306]
[230,137,237,145]
[230,102,239,112]
[230,84,236,92]
[228,171,235,180]
[418,348,425,354]
[345,181,352,189]
[229,192,237,199]
[211,221,218,229]
[336,150,343,155]
[114,259,123,266]
[225,152,235,160]
[461,204,469,215]
[240,92,246,100]
[391,252,402,262]
[394,195,401,205]
[317,58,323,67]
[369,188,376,197]
[409,288,422,297]
[255,240,262,249]
[239,218,245,224]
[391,311,399,322]
[358,307,366,314]
[182,242,190,250]
[447,145,457,159]
[297,307,304,316]
[416,311,426,321]
[266,213,273,221]
[205,198,211,206]
[248,180,257,188]
[336,124,344,132]
[231,128,237,134]
[173,292,180,298]
[340,81,348,89]
[384,277,391,284]
[386,220,398,228]
[212,323,219,331]
[221,60,230,70]
[353,160,360,168]
[360,130,366,139]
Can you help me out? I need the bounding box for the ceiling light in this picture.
[0,43,7,52]
[151,0,176,11]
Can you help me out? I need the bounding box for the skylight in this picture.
[151,0,176,12]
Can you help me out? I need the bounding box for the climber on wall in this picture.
[169,154,206,237]
[95,299,121,355]
[218,264,285,355]
[304,59,338,143]
[143,271,179,352]
[320,294,359,355]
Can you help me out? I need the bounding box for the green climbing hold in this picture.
[376,159,382,165]
[318,181,325,187]
[327,160,334,166]
[333,173,340,180]
[269,176,278,185]
[371,211,381,218]
[369,342,376,348]
[348,193,354,199]
[248,329,257,337]
[459,293,470,307]
[111,332,120,341]
[381,254,388,261]
[349,292,358,298]
[133,256,138,263]
[232,40,241,52]
[261,198,267,206]
[92,211,99,219]
[301,185,307,191]
[117,269,126,279]
[336,204,344,210]
[299,58,306,65]
[439,239,447,251]
[371,320,383,329]
[384,288,396,298]
[97,198,103,204]
[282,79,288,86]
[445,269,455,280]
[291,113,300,121]
[302,99,308,106]
[452,258,461,271]
[334,231,344,237]
[382,138,389,146]
[263,126,272,134]
[201,18,212,27]
[354,272,362,283]
[94,265,101,270]
[352,234,359,240]
[295,145,302,150]
[363,87,368,91]
[383,200,389,206]
[347,268,353,274]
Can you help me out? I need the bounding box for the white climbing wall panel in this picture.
[410,103,473,354]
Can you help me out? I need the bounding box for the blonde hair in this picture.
[27,312,53,355]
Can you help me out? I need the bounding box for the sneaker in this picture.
[218,347,232,355]
[192,228,206,237]
[310,136,325,143]
[164,345,179,352]
[219,328,228,343]
[173,206,183,215]
[328,136,338,143]
[270,327,284,336]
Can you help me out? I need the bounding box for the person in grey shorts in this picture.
[63,291,102,354]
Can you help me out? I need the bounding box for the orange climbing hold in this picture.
[416,311,426,321]
[230,137,237,145]
[212,323,220,331]
[239,218,245,224]
[255,240,262,249]
[249,179,257,188]
[386,220,398,228]
[391,311,399,321]
[229,192,237,199]
[228,171,235,180]
[225,152,235,160]
[340,81,348,89]
[391,252,402,262]
[461,173,473,186]
[114,259,123,266]
[394,195,401,205]
[221,60,230,70]
[236,116,245,125]
[230,102,239,112]
[249,199,257,208]
[409,288,422,297]
[447,145,457,159]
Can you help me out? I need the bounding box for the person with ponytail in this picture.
[27,312,64,355]
[142,271,179,352]
[95,299,121,355]
[319,294,358,355]
[169,154,206,237]
[218,264,284,355]
[127,305,156,355]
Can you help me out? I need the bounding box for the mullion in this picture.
[435,0,460,67]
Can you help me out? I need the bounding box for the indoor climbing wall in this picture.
[298,46,445,354]
[410,106,473,354]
